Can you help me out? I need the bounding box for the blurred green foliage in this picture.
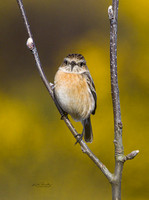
[0,0,149,199]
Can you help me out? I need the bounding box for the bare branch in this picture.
[108,1,139,199]
[16,0,113,183]
[108,2,124,199]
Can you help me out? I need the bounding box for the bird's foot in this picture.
[60,111,68,120]
[75,133,83,145]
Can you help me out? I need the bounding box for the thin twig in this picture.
[108,1,139,200]
[108,1,124,199]
[16,0,113,182]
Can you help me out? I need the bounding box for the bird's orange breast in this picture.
[54,70,94,121]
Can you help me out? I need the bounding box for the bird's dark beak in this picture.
[71,61,76,71]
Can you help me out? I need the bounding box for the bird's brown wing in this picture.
[82,71,97,115]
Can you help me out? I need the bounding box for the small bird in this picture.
[54,54,97,143]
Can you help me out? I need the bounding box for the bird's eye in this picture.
[80,62,84,67]
[64,60,68,65]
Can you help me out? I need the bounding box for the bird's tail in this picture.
[82,116,93,143]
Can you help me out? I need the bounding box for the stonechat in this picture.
[54,54,97,143]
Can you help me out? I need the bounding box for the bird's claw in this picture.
[60,112,68,120]
[75,133,83,145]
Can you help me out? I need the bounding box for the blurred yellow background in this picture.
[0,0,149,199]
